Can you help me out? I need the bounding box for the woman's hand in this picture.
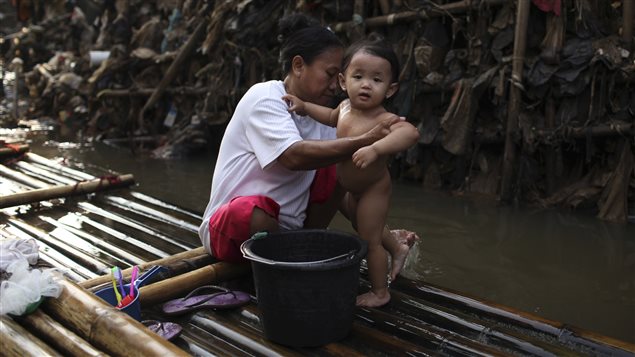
[364,114,401,143]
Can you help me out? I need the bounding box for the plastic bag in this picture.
[0,259,63,316]
[0,238,39,271]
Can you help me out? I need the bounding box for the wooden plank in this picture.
[0,174,135,208]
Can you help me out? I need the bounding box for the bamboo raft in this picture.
[1,148,634,357]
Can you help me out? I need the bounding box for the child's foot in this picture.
[356,290,391,307]
[389,229,419,281]
[391,229,418,247]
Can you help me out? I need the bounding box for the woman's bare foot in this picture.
[389,229,419,281]
[356,290,391,307]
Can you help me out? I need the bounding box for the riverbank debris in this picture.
[1,0,633,222]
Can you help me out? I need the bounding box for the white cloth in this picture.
[199,80,336,252]
[0,238,39,271]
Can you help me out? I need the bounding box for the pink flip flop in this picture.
[161,285,251,316]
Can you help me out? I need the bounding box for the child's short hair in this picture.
[342,36,400,83]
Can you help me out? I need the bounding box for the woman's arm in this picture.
[278,117,399,170]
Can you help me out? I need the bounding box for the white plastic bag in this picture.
[0,259,63,316]
[0,238,39,271]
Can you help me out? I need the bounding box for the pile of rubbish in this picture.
[1,0,633,222]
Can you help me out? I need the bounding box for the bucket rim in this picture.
[240,229,367,270]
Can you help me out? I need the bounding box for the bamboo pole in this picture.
[499,0,531,203]
[86,252,214,293]
[139,262,251,306]
[534,123,635,139]
[332,0,507,31]
[383,287,576,355]
[16,310,108,357]
[349,321,440,355]
[0,316,63,356]
[420,123,634,148]
[378,0,390,15]
[43,276,188,357]
[14,160,77,185]
[97,87,207,99]
[140,13,209,132]
[191,313,301,357]
[38,247,97,281]
[0,163,50,188]
[38,215,145,267]
[391,278,635,356]
[102,136,159,146]
[178,328,251,356]
[215,304,372,356]
[350,0,366,41]
[0,174,135,208]
[222,292,446,356]
[0,144,29,158]
[80,246,208,289]
[8,218,111,275]
[623,0,634,52]
[544,97,557,194]
[354,306,506,356]
[26,152,95,181]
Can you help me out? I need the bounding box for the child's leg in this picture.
[343,194,418,281]
[355,174,392,307]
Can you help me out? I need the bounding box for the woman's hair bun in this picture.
[278,13,320,44]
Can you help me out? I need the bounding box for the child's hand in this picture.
[281,94,305,114]
[352,145,379,169]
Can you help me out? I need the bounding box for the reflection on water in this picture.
[30,140,635,344]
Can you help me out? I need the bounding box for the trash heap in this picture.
[1,0,633,222]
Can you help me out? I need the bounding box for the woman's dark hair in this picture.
[278,13,343,74]
[342,37,400,83]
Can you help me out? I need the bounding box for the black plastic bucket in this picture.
[240,229,367,347]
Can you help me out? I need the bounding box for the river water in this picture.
[27,137,635,344]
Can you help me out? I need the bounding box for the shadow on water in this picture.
[29,138,635,344]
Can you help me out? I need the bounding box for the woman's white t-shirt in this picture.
[198,80,336,252]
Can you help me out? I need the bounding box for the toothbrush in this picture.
[111,267,122,304]
[114,267,126,298]
[129,266,139,298]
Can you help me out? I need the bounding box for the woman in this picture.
[199,14,417,279]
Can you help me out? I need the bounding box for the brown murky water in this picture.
[29,139,635,344]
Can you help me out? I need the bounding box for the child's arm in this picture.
[282,94,339,127]
[352,113,420,169]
